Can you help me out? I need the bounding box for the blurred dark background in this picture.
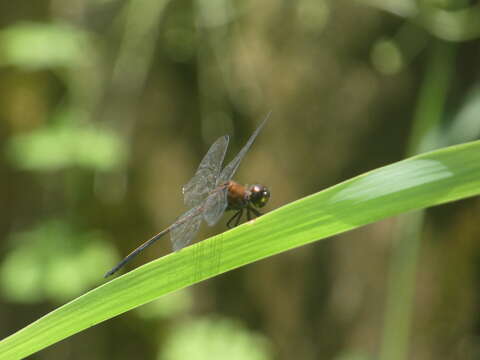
[1,1,480,359]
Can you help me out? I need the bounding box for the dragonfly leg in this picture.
[227,209,242,228]
[247,205,262,218]
[246,207,252,221]
[234,208,243,227]
[247,206,257,221]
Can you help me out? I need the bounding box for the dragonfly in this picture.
[104,112,271,277]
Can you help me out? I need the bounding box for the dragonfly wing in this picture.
[217,112,271,184]
[203,187,228,226]
[170,205,203,251]
[183,135,230,207]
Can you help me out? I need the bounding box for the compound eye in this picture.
[251,185,270,208]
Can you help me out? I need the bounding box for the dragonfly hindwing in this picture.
[170,205,203,251]
[183,135,229,207]
[217,112,271,184]
[203,187,228,226]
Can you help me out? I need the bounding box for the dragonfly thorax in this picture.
[226,181,270,210]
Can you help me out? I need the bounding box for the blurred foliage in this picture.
[0,22,89,69]
[447,86,480,144]
[0,0,479,359]
[161,316,271,360]
[0,219,116,303]
[6,115,126,171]
[334,353,373,360]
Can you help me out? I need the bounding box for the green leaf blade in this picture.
[1,140,479,360]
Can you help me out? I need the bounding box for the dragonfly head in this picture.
[249,184,270,208]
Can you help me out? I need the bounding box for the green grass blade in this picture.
[1,140,479,359]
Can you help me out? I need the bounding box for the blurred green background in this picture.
[1,1,480,359]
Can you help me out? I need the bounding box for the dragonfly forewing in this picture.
[170,205,203,251]
[183,135,230,207]
[217,112,271,185]
[202,187,228,226]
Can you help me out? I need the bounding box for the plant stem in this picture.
[379,39,457,360]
